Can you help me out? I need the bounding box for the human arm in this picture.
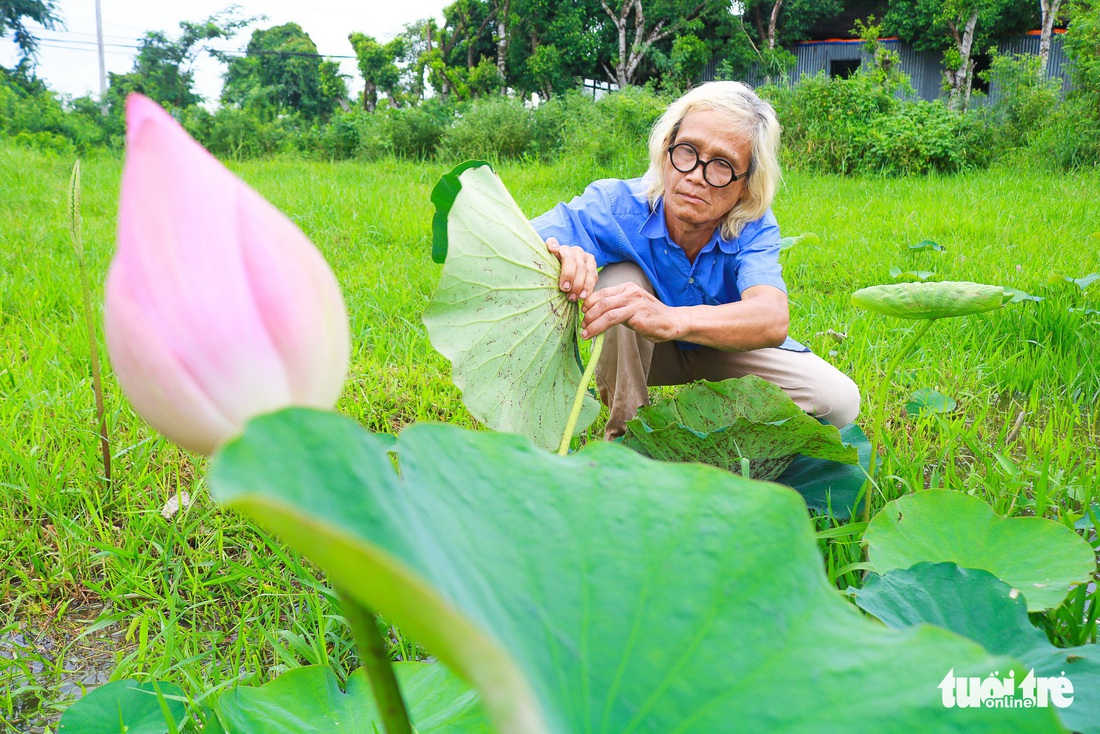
[530,180,630,302]
[579,283,789,350]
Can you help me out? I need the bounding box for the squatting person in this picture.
[531,81,861,439]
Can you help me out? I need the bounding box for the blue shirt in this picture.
[530,177,807,352]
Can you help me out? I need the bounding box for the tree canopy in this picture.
[1,0,59,61]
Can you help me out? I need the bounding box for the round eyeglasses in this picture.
[667,142,748,187]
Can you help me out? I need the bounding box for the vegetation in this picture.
[2,135,1097,730]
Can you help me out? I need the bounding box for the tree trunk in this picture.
[1038,0,1063,76]
[600,0,673,88]
[945,9,979,112]
[363,81,377,112]
[766,0,783,50]
[496,0,510,93]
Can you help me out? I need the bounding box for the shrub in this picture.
[863,101,993,175]
[438,96,533,162]
[386,105,446,160]
[981,53,1063,148]
[764,72,897,174]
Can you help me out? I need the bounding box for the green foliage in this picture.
[1033,0,1100,168]
[386,104,449,159]
[0,0,59,59]
[57,680,187,733]
[665,34,710,91]
[981,52,1064,148]
[766,71,997,175]
[439,96,532,161]
[222,23,345,121]
[348,32,405,112]
[102,8,253,141]
[852,281,1009,320]
[423,162,599,449]
[215,663,488,732]
[0,66,106,152]
[210,410,1065,732]
[865,491,1097,611]
[764,72,898,174]
[864,100,994,175]
[855,563,1100,734]
[622,376,858,481]
[4,146,1099,730]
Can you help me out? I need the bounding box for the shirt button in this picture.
[688,277,695,284]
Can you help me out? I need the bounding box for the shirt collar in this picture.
[640,195,738,254]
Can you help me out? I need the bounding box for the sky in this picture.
[1,0,452,103]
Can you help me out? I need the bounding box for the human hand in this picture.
[580,282,679,342]
[546,238,597,303]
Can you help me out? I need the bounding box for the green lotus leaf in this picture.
[905,387,956,416]
[889,266,936,282]
[854,562,1100,734]
[423,161,599,451]
[779,231,820,250]
[1004,287,1043,303]
[851,281,1010,320]
[865,490,1097,611]
[215,663,488,733]
[58,680,187,734]
[909,239,946,252]
[621,376,858,480]
[774,422,873,519]
[1048,272,1100,291]
[210,409,1063,733]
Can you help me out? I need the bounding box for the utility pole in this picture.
[95,0,108,114]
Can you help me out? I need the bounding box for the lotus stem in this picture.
[339,591,414,734]
[863,319,936,522]
[558,332,605,456]
[69,161,112,489]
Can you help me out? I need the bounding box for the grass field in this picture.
[1,143,1098,731]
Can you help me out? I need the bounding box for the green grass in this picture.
[1,143,1098,731]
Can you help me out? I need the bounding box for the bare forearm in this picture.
[666,300,789,351]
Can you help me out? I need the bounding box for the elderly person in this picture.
[531,81,860,439]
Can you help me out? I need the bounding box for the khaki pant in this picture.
[594,262,861,439]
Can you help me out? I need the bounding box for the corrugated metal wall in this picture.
[703,33,1069,104]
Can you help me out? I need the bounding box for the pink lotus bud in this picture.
[105,94,350,455]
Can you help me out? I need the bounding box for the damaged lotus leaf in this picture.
[851,281,1010,320]
[210,409,1061,733]
[621,376,858,480]
[865,490,1097,611]
[854,562,1100,734]
[423,161,599,451]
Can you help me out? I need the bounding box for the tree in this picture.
[107,10,251,111]
[598,0,739,88]
[1,0,58,61]
[1038,0,1067,73]
[885,0,1036,110]
[741,0,844,51]
[348,32,404,111]
[222,23,346,120]
[505,0,606,96]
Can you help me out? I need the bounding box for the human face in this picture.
[662,108,752,244]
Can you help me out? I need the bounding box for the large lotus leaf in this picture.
[854,562,1100,734]
[851,281,1010,320]
[621,376,857,480]
[423,161,599,451]
[209,408,1061,733]
[215,663,488,732]
[774,422,873,518]
[865,490,1097,611]
[58,680,187,733]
